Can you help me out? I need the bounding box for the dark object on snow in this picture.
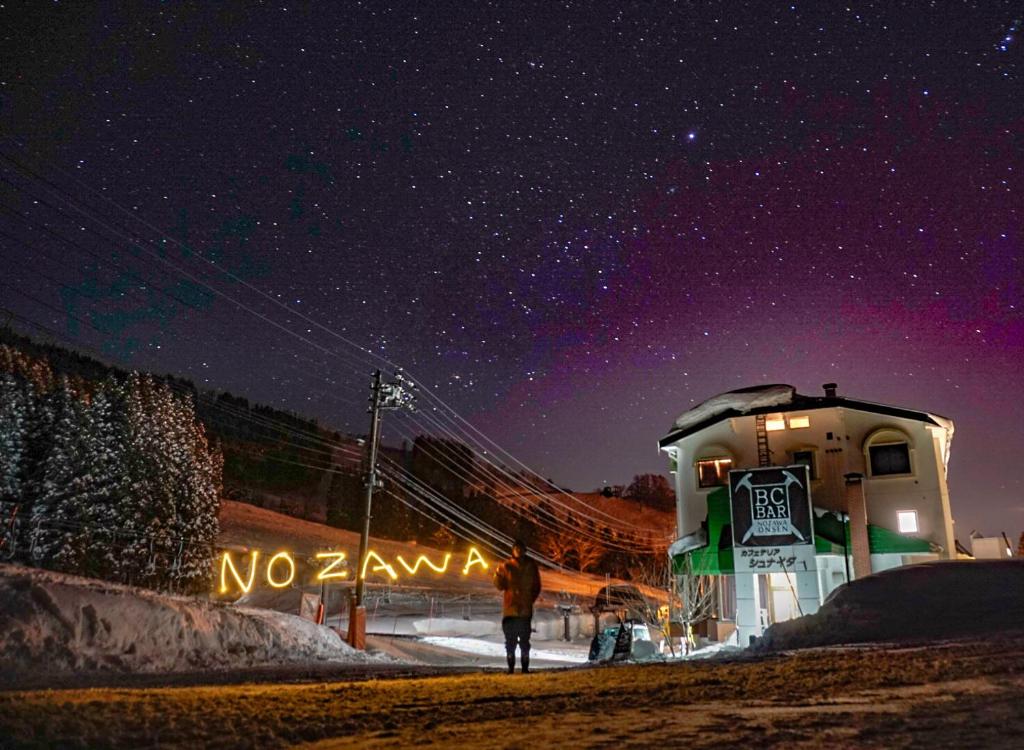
[588,623,632,662]
[611,621,633,661]
[588,622,660,663]
[587,632,603,661]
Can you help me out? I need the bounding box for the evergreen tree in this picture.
[79,378,133,581]
[1,341,222,591]
[29,378,95,573]
[109,375,222,592]
[171,392,222,593]
[115,374,175,587]
[0,373,31,504]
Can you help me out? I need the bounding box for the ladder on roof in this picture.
[755,414,771,467]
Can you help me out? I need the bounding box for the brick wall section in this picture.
[845,474,872,579]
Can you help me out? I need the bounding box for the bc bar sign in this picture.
[728,465,816,574]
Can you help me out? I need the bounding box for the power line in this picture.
[3,143,650,530]
[2,145,671,559]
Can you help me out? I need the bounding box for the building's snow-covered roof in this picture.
[660,383,954,456]
[670,384,796,433]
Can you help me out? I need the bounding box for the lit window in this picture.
[869,443,911,476]
[696,458,732,488]
[789,416,810,429]
[765,417,786,431]
[897,510,918,534]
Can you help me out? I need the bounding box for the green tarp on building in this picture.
[672,486,932,576]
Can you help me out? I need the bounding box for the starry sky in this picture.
[1,3,1021,538]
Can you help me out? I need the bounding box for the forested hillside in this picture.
[0,330,672,580]
[0,329,384,529]
[0,342,220,592]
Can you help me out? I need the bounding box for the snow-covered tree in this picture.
[113,374,175,587]
[0,343,222,591]
[170,391,221,593]
[78,378,134,580]
[110,375,221,592]
[0,373,31,504]
[29,378,96,573]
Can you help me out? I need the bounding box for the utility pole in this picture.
[348,369,415,649]
[354,370,384,610]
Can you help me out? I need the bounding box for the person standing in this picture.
[493,539,542,674]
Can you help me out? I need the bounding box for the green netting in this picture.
[672,490,930,575]
[815,535,844,554]
[671,487,733,575]
[814,510,932,554]
[867,523,933,553]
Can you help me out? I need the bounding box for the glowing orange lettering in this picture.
[266,551,296,588]
[315,551,349,581]
[216,545,497,591]
[397,552,451,575]
[360,550,398,580]
[220,551,259,594]
[462,547,488,575]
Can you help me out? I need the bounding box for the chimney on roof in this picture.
[823,383,838,398]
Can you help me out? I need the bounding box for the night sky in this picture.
[2,3,1021,538]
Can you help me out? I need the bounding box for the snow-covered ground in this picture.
[6,634,1024,749]
[421,636,590,664]
[0,563,385,682]
[221,499,668,668]
[0,561,599,686]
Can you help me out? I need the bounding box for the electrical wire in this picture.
[1,145,672,557]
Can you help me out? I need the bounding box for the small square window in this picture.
[869,443,911,476]
[792,450,816,479]
[897,510,918,534]
[765,417,786,431]
[789,416,810,429]
[697,458,732,488]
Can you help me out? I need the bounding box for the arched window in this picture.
[864,428,914,477]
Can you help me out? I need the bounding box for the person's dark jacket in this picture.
[493,555,542,617]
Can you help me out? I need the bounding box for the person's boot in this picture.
[521,655,530,674]
[506,654,515,674]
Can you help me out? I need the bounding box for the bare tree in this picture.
[539,529,607,573]
[538,530,576,568]
[676,554,717,653]
[574,535,605,572]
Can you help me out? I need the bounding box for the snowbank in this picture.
[755,559,1024,652]
[0,564,377,678]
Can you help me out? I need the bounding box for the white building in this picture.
[659,383,956,644]
[970,536,1013,560]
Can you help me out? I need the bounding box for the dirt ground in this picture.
[2,636,1024,749]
